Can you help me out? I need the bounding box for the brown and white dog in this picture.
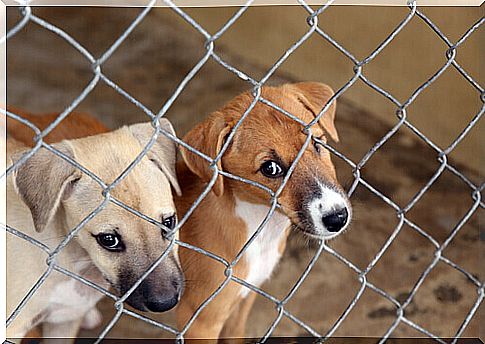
[5,113,183,343]
[6,82,351,340]
[176,82,351,339]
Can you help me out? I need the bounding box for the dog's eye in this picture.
[162,214,177,230]
[260,160,285,178]
[95,233,124,252]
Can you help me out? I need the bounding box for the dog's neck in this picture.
[177,161,290,259]
[234,197,290,296]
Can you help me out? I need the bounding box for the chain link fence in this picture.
[2,1,483,343]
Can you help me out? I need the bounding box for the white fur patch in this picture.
[81,308,102,330]
[235,198,290,298]
[307,183,350,238]
[45,261,105,324]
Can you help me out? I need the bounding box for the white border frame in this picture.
[1,1,482,343]
[1,1,6,342]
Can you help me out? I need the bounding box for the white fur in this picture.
[81,308,103,330]
[45,261,105,325]
[235,198,290,298]
[307,183,350,238]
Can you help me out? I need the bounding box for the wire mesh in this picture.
[2,1,483,343]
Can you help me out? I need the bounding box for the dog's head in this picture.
[13,120,184,312]
[181,82,351,239]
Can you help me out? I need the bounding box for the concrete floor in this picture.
[6,6,483,342]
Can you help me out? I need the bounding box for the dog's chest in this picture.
[45,262,106,323]
[235,198,290,298]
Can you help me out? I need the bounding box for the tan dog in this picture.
[6,119,183,343]
[6,82,351,340]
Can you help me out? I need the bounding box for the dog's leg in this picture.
[42,317,83,344]
[219,292,257,341]
[177,285,241,340]
[177,302,227,340]
[177,253,241,340]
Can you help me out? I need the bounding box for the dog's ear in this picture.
[291,82,339,142]
[12,143,82,233]
[128,120,181,196]
[181,113,230,197]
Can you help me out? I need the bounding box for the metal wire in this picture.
[2,2,483,343]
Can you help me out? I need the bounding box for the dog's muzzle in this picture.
[117,256,184,313]
[303,183,351,239]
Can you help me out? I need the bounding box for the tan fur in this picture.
[6,119,183,342]
[7,82,349,340]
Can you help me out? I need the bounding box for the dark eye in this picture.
[162,214,177,230]
[95,233,124,252]
[260,160,285,178]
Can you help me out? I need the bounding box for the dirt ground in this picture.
[6,6,483,342]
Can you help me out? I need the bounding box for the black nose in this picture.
[322,208,348,233]
[145,293,179,312]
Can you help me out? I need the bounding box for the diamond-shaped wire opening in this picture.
[365,223,438,293]
[315,5,416,62]
[356,123,443,208]
[6,17,96,114]
[328,288,403,337]
[187,5,316,80]
[441,211,482,282]
[404,66,482,145]
[279,249,364,336]
[404,260,482,338]
[360,17,451,100]
[405,168,480,244]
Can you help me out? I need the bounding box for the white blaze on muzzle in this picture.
[307,183,351,239]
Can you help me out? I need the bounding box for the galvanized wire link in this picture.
[2,2,483,344]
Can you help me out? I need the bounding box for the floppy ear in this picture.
[180,113,231,197]
[128,119,181,196]
[291,82,339,142]
[12,143,81,233]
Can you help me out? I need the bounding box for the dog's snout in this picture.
[124,277,182,313]
[322,208,348,233]
[142,276,182,312]
[304,184,351,238]
[120,253,184,313]
[145,292,180,312]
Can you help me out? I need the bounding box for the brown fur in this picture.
[177,82,344,339]
[7,82,347,340]
[6,107,109,146]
